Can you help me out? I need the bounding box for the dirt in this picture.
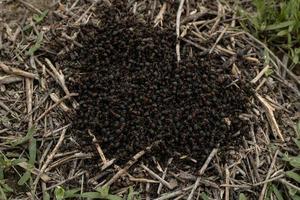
[57,4,255,168]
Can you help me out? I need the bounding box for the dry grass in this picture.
[0,0,299,199]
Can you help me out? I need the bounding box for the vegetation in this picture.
[239,0,300,66]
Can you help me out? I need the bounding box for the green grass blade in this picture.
[286,171,300,183]
[43,191,50,200]
[29,138,37,165]
[81,192,102,199]
[290,157,300,168]
[11,126,36,146]
[18,171,31,185]
[239,193,247,200]
[54,186,65,200]
[200,192,210,200]
[33,10,48,24]
[271,184,284,200]
[265,21,295,31]
[64,188,81,198]
[0,186,7,200]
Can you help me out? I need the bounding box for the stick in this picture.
[176,0,185,62]
[104,143,156,187]
[225,165,230,200]
[251,65,270,84]
[25,78,33,128]
[32,128,67,194]
[187,177,200,200]
[154,2,167,27]
[259,150,279,200]
[209,25,228,54]
[198,148,218,175]
[188,148,218,200]
[45,58,70,96]
[256,94,284,141]
[0,62,37,79]
[0,75,22,85]
[88,129,107,164]
[35,93,78,123]
[141,164,175,190]
[154,186,193,200]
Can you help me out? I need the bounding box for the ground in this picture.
[0,0,299,200]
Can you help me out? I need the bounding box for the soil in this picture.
[57,4,254,168]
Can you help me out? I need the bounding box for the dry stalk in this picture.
[157,158,172,194]
[32,128,67,194]
[46,152,92,172]
[45,58,70,96]
[35,93,78,123]
[0,62,37,79]
[0,75,22,84]
[187,148,218,200]
[176,0,185,62]
[209,25,228,54]
[225,164,230,200]
[88,129,107,164]
[259,150,279,200]
[25,78,33,128]
[141,164,175,190]
[256,94,284,141]
[154,186,193,200]
[50,93,70,112]
[251,65,270,84]
[46,171,87,191]
[103,143,156,187]
[154,2,167,27]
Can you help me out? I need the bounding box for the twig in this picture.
[256,94,284,141]
[279,179,300,192]
[259,150,279,200]
[103,142,157,187]
[17,0,42,14]
[188,148,218,200]
[32,128,67,194]
[225,164,230,200]
[253,173,284,186]
[35,93,78,123]
[88,129,107,164]
[141,164,175,190]
[25,78,33,128]
[45,58,70,96]
[209,25,228,54]
[0,62,37,79]
[154,2,167,27]
[129,177,159,183]
[198,148,218,175]
[251,65,270,84]
[75,2,96,24]
[154,186,193,200]
[50,93,70,112]
[187,177,200,200]
[157,158,172,194]
[0,75,22,85]
[46,153,92,172]
[176,0,185,62]
[46,171,87,190]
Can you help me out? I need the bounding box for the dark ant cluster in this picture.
[59,6,253,167]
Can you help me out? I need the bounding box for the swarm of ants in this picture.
[58,4,254,167]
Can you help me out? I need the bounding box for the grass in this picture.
[239,0,300,67]
[238,1,300,197]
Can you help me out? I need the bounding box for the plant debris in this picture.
[58,6,254,167]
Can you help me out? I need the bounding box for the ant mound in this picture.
[59,10,254,167]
